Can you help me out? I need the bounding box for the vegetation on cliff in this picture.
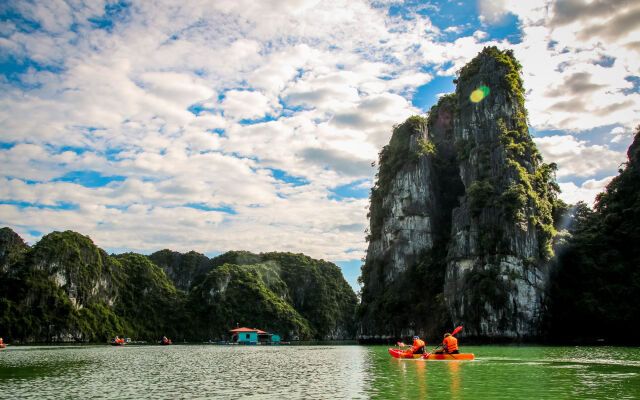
[457,47,562,261]
[0,231,356,343]
[0,231,125,342]
[188,263,312,340]
[208,251,358,339]
[148,249,212,292]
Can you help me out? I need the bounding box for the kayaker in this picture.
[0,337,3,344]
[434,332,459,354]
[406,336,426,355]
[162,336,168,343]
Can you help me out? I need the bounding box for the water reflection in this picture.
[415,358,427,398]
[448,361,461,398]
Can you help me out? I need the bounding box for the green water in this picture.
[1,345,639,399]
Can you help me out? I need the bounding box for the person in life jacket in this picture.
[407,336,426,355]
[435,333,459,354]
[162,336,168,343]
[0,337,3,344]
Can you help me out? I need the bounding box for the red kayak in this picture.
[389,348,474,360]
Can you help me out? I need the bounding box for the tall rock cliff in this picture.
[359,47,562,341]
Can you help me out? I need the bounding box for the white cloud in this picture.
[534,135,625,177]
[221,90,274,121]
[477,0,510,25]
[138,72,215,108]
[473,30,488,39]
[610,126,634,144]
[558,176,614,206]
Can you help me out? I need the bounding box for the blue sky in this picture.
[1,0,639,292]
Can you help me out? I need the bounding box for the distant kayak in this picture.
[0,344,6,349]
[389,348,474,360]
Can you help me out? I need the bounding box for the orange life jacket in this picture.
[443,336,458,353]
[409,338,425,354]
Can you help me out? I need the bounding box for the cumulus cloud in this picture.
[546,72,606,96]
[300,148,374,177]
[558,176,614,206]
[477,0,510,25]
[550,0,640,38]
[221,90,274,121]
[534,135,625,178]
[610,126,634,144]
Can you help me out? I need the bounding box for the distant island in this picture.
[2,47,638,345]
[0,230,357,343]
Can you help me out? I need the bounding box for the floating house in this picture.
[229,327,280,345]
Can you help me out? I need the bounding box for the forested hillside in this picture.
[0,229,357,343]
[546,127,640,344]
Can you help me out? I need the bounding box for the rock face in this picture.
[359,47,560,341]
[0,227,29,273]
[29,231,122,310]
[148,249,212,292]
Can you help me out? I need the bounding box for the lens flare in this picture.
[470,86,490,103]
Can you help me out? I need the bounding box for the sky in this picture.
[1,0,638,292]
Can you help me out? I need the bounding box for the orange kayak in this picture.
[389,348,474,360]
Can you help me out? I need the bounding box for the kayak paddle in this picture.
[451,326,463,337]
[397,342,407,347]
[422,344,441,359]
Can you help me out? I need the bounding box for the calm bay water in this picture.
[1,344,639,399]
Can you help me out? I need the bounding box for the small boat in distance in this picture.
[111,336,126,346]
[159,336,172,345]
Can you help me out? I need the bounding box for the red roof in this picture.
[229,327,268,334]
